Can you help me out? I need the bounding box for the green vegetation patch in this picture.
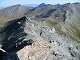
[41,19,58,28]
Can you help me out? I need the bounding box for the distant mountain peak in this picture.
[39,3,46,6]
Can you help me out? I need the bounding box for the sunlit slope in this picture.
[0,4,32,27]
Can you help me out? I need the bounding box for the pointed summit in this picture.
[38,3,46,7]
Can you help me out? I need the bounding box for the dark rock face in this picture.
[0,16,33,60]
[2,16,27,52]
[0,50,19,60]
[0,50,8,60]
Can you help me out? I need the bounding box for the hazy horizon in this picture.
[0,0,80,8]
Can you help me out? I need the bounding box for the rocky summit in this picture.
[0,3,80,60]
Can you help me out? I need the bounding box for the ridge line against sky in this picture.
[0,0,80,7]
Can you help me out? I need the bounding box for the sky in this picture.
[0,0,80,7]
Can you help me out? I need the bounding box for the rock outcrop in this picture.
[0,3,80,60]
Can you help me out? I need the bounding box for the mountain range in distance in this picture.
[0,2,80,60]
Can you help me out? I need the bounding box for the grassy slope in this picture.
[0,16,22,27]
[41,18,80,42]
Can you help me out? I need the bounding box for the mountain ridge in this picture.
[0,3,80,60]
